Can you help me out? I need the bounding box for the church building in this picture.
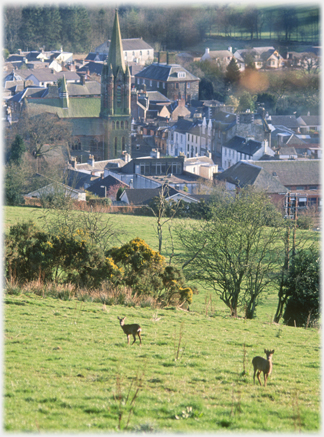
[100,9,131,160]
[14,9,131,162]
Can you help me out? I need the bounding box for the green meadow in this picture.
[3,206,321,432]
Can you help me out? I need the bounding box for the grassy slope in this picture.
[3,206,321,432]
[4,294,320,432]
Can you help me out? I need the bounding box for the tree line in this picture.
[3,5,320,54]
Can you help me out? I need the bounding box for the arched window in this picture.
[114,137,118,155]
[116,121,119,129]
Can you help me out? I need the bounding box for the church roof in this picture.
[27,97,101,118]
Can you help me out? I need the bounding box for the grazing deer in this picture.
[117,316,142,345]
[252,349,275,386]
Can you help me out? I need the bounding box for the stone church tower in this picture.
[100,9,131,160]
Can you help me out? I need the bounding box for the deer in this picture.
[117,316,142,345]
[252,349,275,386]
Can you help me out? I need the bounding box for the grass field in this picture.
[3,206,321,432]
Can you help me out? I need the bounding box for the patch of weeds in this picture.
[175,406,203,420]
[218,418,232,428]
[113,366,146,431]
[133,421,158,432]
[162,362,176,367]
[174,321,186,361]
[148,378,163,383]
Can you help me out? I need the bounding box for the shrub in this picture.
[283,247,320,327]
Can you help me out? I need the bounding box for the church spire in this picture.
[107,9,125,76]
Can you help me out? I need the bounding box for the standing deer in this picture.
[252,349,275,386]
[117,316,142,345]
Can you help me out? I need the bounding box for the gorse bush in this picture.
[107,238,194,307]
[5,223,193,308]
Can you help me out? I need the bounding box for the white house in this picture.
[183,155,218,180]
[200,47,234,71]
[222,135,274,170]
[94,38,154,65]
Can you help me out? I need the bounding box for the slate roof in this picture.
[95,38,153,54]
[26,69,80,83]
[7,86,48,103]
[224,135,262,156]
[77,62,104,76]
[122,185,180,206]
[249,159,321,187]
[297,115,321,126]
[64,169,96,190]
[86,175,129,197]
[213,111,236,129]
[279,147,298,156]
[216,161,289,193]
[74,158,126,173]
[85,53,107,62]
[145,91,170,102]
[267,115,301,130]
[167,118,195,134]
[135,63,199,82]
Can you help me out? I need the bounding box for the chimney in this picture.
[158,51,166,64]
[88,154,95,167]
[70,157,77,168]
[205,48,210,55]
[80,75,86,85]
[167,52,176,64]
[228,46,232,53]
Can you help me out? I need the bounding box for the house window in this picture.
[176,83,179,89]
[157,81,160,88]
[140,51,142,56]
[187,82,190,89]
[142,79,145,85]
[163,83,165,89]
[137,78,140,84]
[150,80,152,86]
